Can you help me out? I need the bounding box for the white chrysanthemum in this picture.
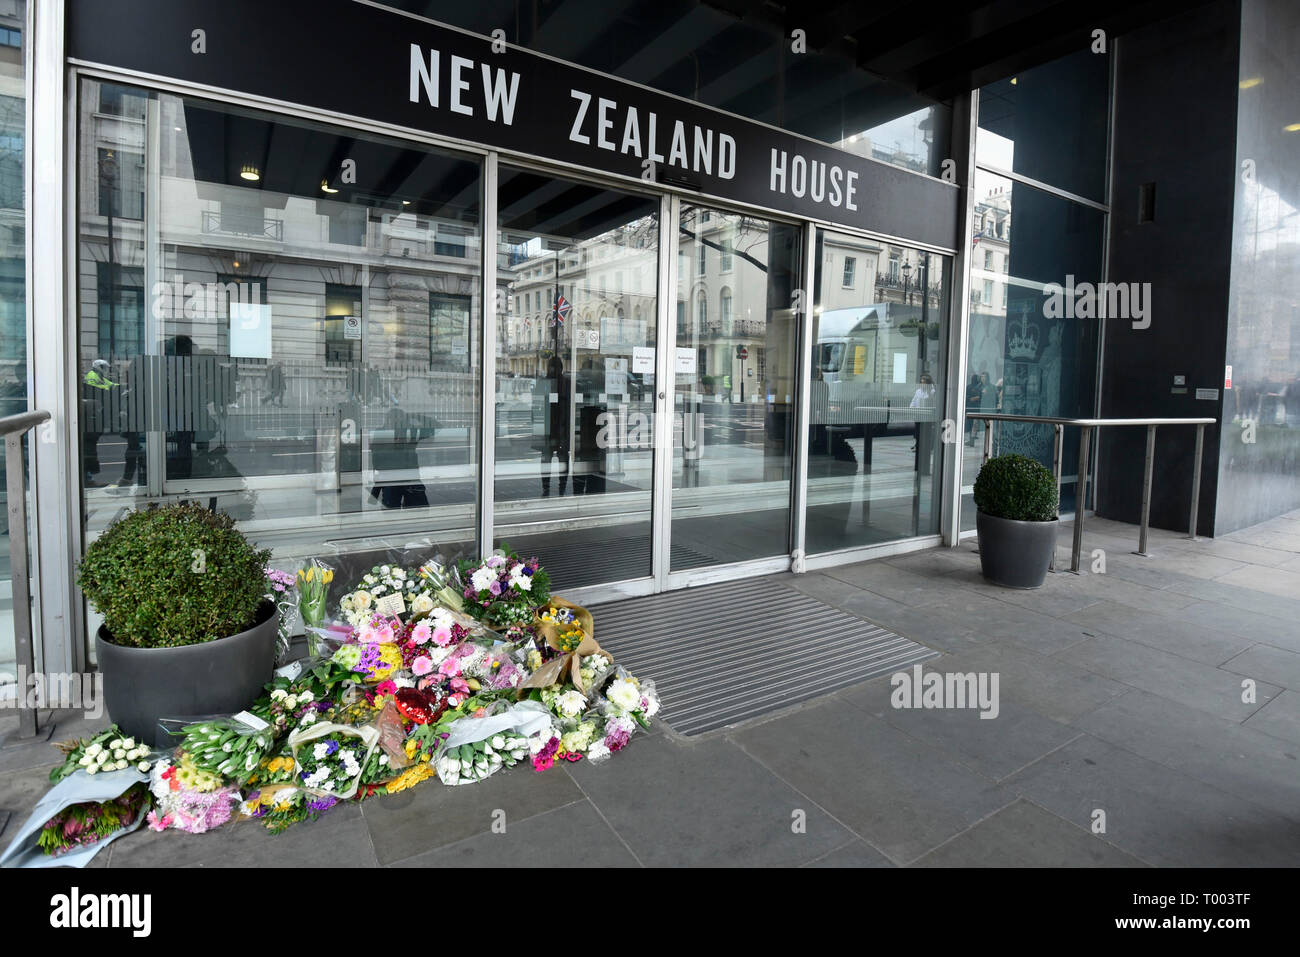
[607,678,641,712]
[470,567,496,592]
[555,690,587,719]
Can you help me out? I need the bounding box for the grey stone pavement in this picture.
[2,510,1299,867]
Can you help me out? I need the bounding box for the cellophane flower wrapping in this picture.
[1,767,152,868]
[435,700,555,786]
[145,758,241,835]
[287,721,380,799]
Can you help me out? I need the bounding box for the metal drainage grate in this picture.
[591,577,940,736]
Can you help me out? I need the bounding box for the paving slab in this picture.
[1059,634,1283,722]
[360,751,585,865]
[1072,690,1300,824]
[1064,600,1255,666]
[804,839,896,868]
[389,800,639,868]
[566,731,853,867]
[730,697,1011,865]
[1221,644,1300,691]
[912,799,1147,867]
[1242,690,1300,744]
[999,734,1300,867]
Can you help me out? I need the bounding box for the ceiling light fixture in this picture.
[1239,77,1263,89]
[321,180,339,194]
[240,165,261,182]
[1285,122,1300,132]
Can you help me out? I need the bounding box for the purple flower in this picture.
[325,739,340,756]
[489,580,503,596]
[308,797,339,813]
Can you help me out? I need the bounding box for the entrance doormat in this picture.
[591,577,939,736]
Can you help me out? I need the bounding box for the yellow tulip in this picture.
[323,570,334,583]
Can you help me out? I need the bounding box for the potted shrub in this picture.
[974,453,1059,588]
[77,502,276,745]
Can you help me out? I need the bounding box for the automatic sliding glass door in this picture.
[491,167,661,591]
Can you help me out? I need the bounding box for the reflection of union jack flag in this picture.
[972,229,981,249]
[551,294,572,326]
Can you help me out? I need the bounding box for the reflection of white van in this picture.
[813,304,925,432]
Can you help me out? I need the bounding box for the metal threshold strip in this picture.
[592,577,939,736]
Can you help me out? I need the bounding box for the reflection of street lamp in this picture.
[99,152,120,356]
[901,260,912,305]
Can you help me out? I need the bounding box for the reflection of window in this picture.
[324,284,362,365]
[97,148,145,219]
[696,289,707,326]
[983,279,993,303]
[984,250,994,270]
[98,84,147,120]
[842,257,856,288]
[434,225,467,258]
[720,287,732,326]
[0,28,21,48]
[96,263,145,360]
[889,252,900,279]
[721,240,733,272]
[430,292,471,371]
[697,242,706,276]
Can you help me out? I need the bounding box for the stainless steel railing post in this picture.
[1050,423,1063,572]
[1188,422,1205,540]
[1070,424,1092,573]
[1135,423,1156,557]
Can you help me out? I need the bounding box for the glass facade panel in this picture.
[77,80,484,597]
[0,0,22,686]
[492,167,659,590]
[976,48,1111,202]
[672,204,801,568]
[961,172,1106,529]
[808,234,949,551]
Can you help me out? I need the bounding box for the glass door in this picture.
[668,204,802,573]
[492,167,661,591]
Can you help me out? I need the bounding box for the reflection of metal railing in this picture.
[2,409,49,738]
[200,210,284,241]
[968,413,1217,573]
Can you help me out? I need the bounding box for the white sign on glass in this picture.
[605,357,629,396]
[632,346,655,373]
[674,348,697,374]
[892,352,908,383]
[229,303,272,359]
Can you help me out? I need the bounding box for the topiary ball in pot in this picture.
[973,453,1059,588]
[78,501,278,745]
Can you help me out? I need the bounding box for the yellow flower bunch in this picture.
[384,762,435,794]
[298,566,335,584]
[175,753,223,792]
[557,627,585,652]
[369,643,404,682]
[403,738,418,759]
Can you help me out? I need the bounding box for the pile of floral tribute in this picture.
[19,549,658,851]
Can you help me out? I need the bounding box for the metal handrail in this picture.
[967,412,1216,573]
[1,409,50,738]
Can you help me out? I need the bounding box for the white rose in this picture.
[137,761,150,773]
[411,593,435,615]
[123,738,136,750]
[298,691,314,703]
[86,765,98,776]
[353,590,373,610]
[380,565,391,575]
[393,568,406,580]
[86,743,102,757]
[114,760,128,771]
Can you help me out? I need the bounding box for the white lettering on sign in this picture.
[770,149,857,211]
[409,44,520,126]
[566,87,735,179]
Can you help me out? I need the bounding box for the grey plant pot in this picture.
[95,600,278,747]
[976,511,1058,588]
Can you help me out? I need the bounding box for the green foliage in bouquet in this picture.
[973,453,1058,523]
[455,548,551,628]
[36,783,149,857]
[77,502,271,648]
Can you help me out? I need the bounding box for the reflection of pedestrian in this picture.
[116,353,149,490]
[538,356,570,496]
[165,336,195,480]
[263,362,286,406]
[964,373,984,445]
[82,359,117,487]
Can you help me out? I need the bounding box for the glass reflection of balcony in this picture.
[200,209,283,241]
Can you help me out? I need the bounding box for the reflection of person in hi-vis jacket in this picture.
[82,359,118,487]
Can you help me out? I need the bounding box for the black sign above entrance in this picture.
[68,0,958,250]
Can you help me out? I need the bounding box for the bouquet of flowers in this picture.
[145,758,241,835]
[177,716,278,786]
[418,559,466,613]
[297,559,334,629]
[51,727,154,781]
[333,617,406,683]
[35,783,149,857]
[240,786,340,834]
[435,734,530,785]
[600,668,661,730]
[338,564,433,627]
[266,566,299,662]
[287,721,380,799]
[456,550,550,628]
